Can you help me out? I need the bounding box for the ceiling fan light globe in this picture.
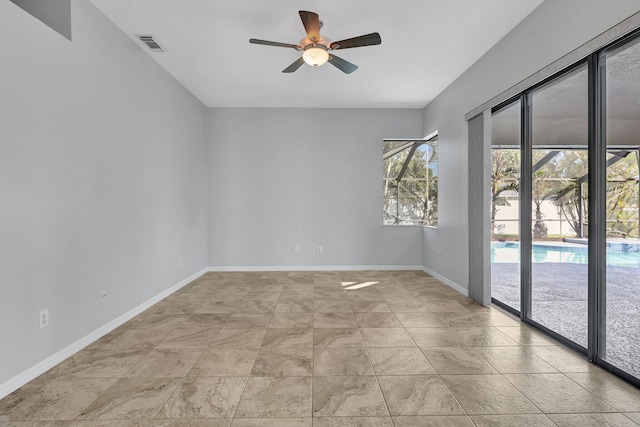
[302,47,329,67]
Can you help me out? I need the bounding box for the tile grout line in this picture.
[360,290,394,422]
[395,291,474,424]
[230,280,277,423]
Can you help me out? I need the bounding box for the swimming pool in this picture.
[491,241,640,268]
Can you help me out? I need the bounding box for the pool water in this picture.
[492,242,640,268]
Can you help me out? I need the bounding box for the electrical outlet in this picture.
[294,246,300,253]
[101,290,107,303]
[39,309,49,329]
[316,246,323,254]
[177,257,183,267]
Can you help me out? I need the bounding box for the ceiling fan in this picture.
[249,10,382,74]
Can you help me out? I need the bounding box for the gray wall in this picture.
[206,108,424,268]
[422,0,640,291]
[0,0,208,386]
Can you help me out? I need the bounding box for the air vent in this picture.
[137,35,165,52]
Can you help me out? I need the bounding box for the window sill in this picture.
[381,224,430,228]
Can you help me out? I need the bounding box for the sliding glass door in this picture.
[601,35,640,378]
[529,64,589,348]
[489,29,640,385]
[491,101,521,312]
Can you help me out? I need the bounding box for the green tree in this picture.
[491,149,520,238]
[535,150,588,238]
[606,152,639,238]
[551,150,638,239]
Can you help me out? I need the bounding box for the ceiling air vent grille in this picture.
[137,35,165,52]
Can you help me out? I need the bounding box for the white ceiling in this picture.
[89,0,544,109]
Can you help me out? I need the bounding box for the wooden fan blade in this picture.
[299,10,320,40]
[327,54,358,74]
[330,32,382,50]
[282,57,306,73]
[250,38,301,50]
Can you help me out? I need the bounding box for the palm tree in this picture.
[491,149,520,238]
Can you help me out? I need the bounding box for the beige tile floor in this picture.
[2,270,640,426]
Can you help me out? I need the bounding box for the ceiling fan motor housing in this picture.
[301,36,330,67]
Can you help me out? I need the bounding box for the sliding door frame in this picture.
[520,91,533,324]
[587,51,605,364]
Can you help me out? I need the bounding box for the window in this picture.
[383,135,438,226]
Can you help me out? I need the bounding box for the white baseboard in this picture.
[207,265,424,272]
[421,266,469,297]
[0,267,208,401]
